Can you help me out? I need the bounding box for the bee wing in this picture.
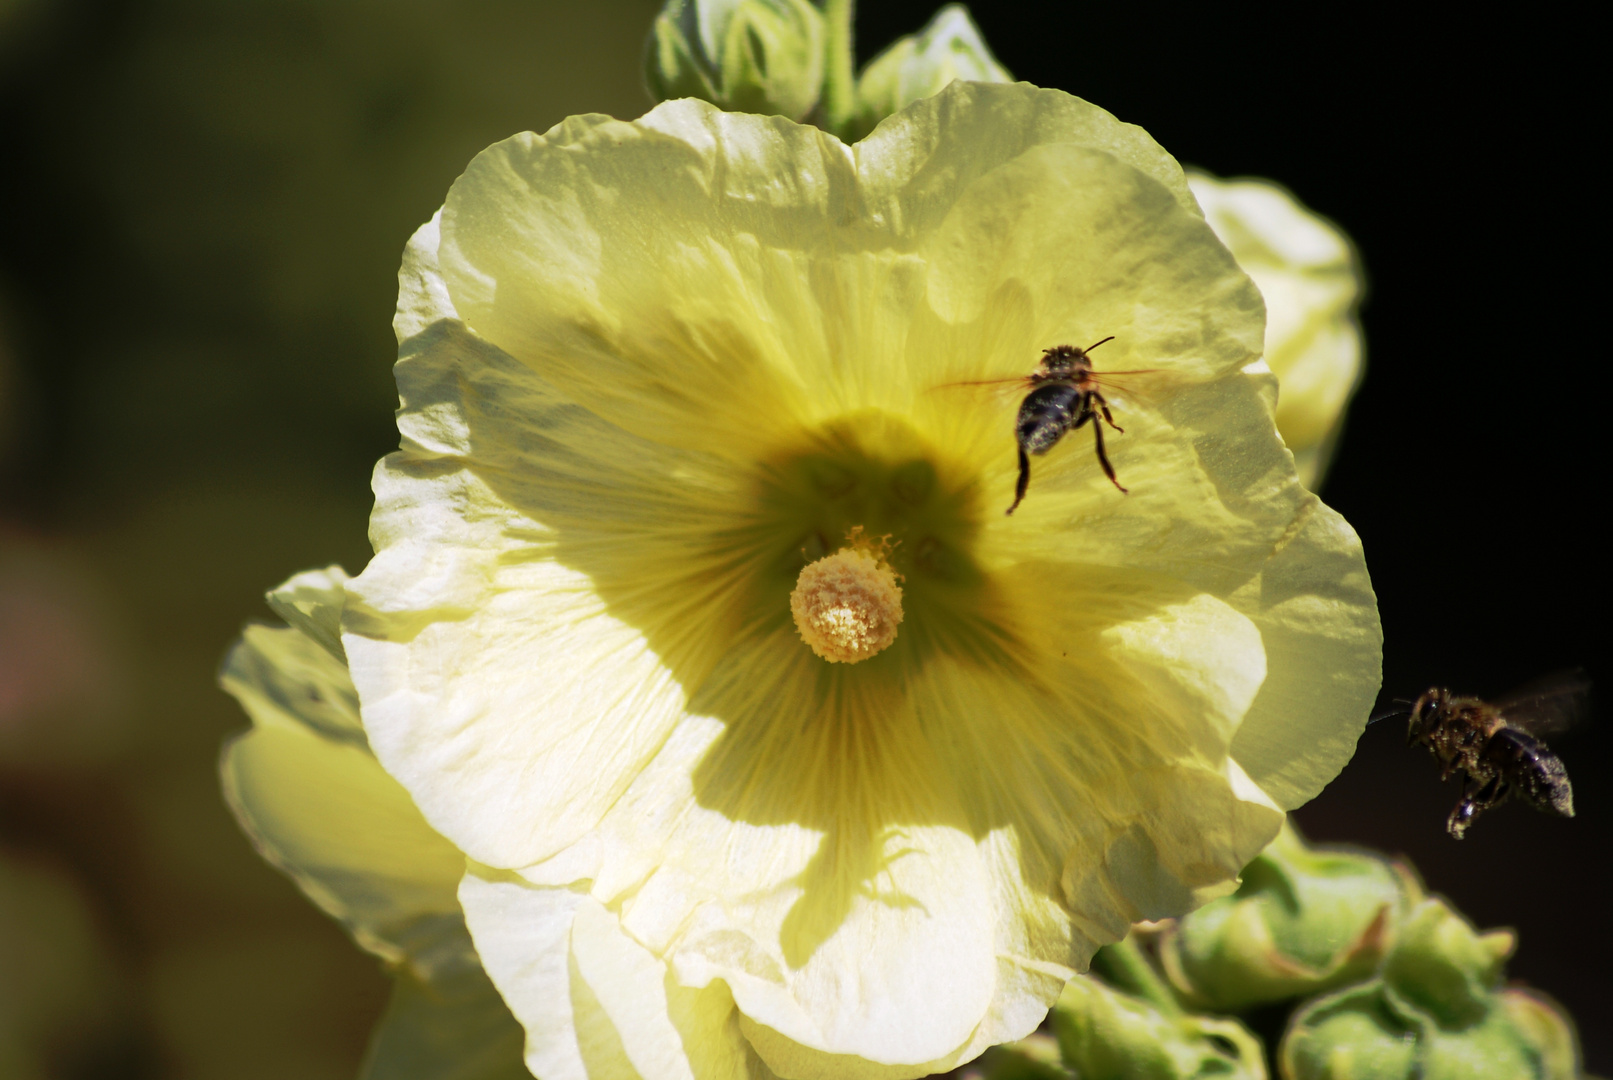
[1087,368,1173,407]
[1493,668,1591,735]
[927,376,1032,404]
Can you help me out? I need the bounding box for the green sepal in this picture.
[970,1033,1077,1080]
[1280,904,1583,1080]
[1379,897,1513,1028]
[1160,821,1410,1011]
[1044,973,1267,1080]
[1498,989,1585,1080]
[1279,983,1420,1080]
[647,3,721,105]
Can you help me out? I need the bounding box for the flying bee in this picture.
[1006,338,1141,514]
[936,337,1146,514]
[1377,671,1584,839]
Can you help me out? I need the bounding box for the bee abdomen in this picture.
[1016,385,1082,455]
[1487,728,1575,817]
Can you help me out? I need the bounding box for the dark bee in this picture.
[1393,672,1584,839]
[1005,337,1129,515]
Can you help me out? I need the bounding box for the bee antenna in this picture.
[1084,335,1116,353]
[1367,707,1413,726]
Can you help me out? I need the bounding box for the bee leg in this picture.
[1096,394,1124,434]
[1006,445,1031,515]
[1473,774,1507,810]
[1448,775,1502,839]
[1447,796,1478,839]
[1091,413,1128,493]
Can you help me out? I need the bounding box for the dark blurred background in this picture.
[0,1,1603,1076]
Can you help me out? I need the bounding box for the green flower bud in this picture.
[1280,983,1581,1080]
[1280,901,1584,1080]
[968,1033,1076,1080]
[847,4,1012,139]
[1278,983,1421,1080]
[1043,974,1267,1080]
[1498,989,1584,1080]
[1160,822,1411,1011]
[645,0,825,120]
[1414,1012,1558,1080]
[1379,897,1513,1028]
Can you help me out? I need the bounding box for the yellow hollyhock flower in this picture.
[1186,172,1365,490]
[339,81,1380,1079]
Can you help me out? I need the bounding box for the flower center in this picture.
[724,410,1018,675]
[790,542,904,663]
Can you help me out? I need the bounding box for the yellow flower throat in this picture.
[735,411,1011,671]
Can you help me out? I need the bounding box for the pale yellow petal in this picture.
[220,622,465,966]
[964,360,1379,811]
[908,565,1283,943]
[854,81,1198,223]
[349,208,740,872]
[458,876,596,1080]
[223,622,365,746]
[433,85,1200,464]
[674,820,997,1073]
[501,710,1026,1074]
[494,574,1276,1069]
[536,717,974,1069]
[395,211,461,342]
[916,143,1259,387]
[460,872,757,1080]
[264,564,352,662]
[1228,499,1382,809]
[343,317,710,871]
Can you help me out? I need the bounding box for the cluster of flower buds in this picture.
[1282,897,1580,1080]
[645,0,1008,138]
[968,822,1582,1080]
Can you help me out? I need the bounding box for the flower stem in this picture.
[820,0,856,138]
[1090,936,1181,1017]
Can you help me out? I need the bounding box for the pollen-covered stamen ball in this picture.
[790,544,904,663]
